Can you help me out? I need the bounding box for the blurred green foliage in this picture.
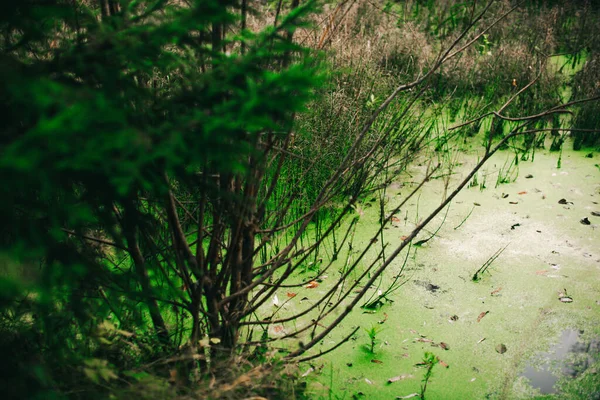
[0,0,320,397]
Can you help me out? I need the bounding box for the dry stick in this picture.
[261,218,359,289]
[284,129,544,358]
[498,69,542,115]
[297,326,360,363]
[316,1,344,49]
[446,2,523,60]
[252,162,376,277]
[61,228,127,251]
[220,179,351,307]
[317,0,356,50]
[363,244,412,309]
[166,188,200,280]
[242,166,438,332]
[243,204,358,316]
[517,128,600,135]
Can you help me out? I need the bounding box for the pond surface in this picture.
[521,329,580,394]
[298,144,600,399]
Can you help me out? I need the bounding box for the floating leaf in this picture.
[559,296,573,303]
[437,358,449,368]
[477,337,486,344]
[273,325,284,333]
[286,292,297,298]
[415,337,433,343]
[509,201,518,204]
[209,337,221,344]
[518,191,527,195]
[491,287,502,295]
[439,342,450,350]
[387,374,413,384]
[477,311,489,323]
[371,359,383,364]
[397,394,419,399]
[535,270,548,275]
[401,235,409,241]
[301,367,314,377]
[305,281,318,289]
[365,378,374,385]
[378,313,388,324]
[273,294,279,306]
[496,344,507,354]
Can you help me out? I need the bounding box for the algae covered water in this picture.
[303,145,600,399]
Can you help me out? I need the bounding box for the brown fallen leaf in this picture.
[535,270,548,275]
[371,359,383,364]
[509,201,518,204]
[437,357,449,368]
[518,191,527,195]
[477,311,489,323]
[392,216,401,223]
[286,292,297,298]
[415,338,433,343]
[305,281,319,289]
[273,325,284,333]
[439,342,450,351]
[491,287,503,295]
[401,235,409,241]
[378,312,388,325]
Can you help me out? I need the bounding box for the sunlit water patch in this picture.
[521,329,580,394]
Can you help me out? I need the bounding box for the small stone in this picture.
[591,211,600,217]
[525,174,534,178]
[581,217,591,225]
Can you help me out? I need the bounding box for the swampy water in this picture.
[298,143,600,399]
